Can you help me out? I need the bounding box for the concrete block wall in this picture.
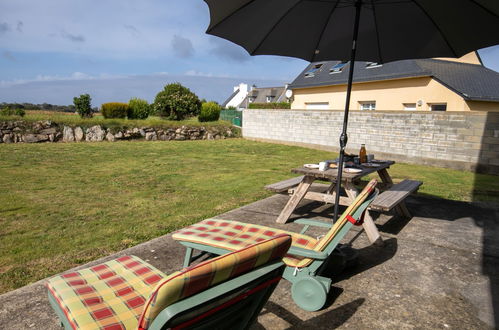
[243,109,499,174]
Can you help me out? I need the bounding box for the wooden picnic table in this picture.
[275,160,403,244]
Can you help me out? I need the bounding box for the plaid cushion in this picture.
[138,234,291,329]
[173,219,317,250]
[46,255,166,330]
[47,235,291,330]
[173,179,377,268]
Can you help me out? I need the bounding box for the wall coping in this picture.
[243,109,490,116]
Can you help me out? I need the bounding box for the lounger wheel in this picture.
[291,277,328,311]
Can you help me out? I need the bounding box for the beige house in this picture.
[289,52,499,112]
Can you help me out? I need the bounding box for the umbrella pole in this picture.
[333,0,362,222]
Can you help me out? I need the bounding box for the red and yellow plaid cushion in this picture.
[47,235,292,330]
[173,219,317,250]
[172,179,377,269]
[138,234,291,329]
[46,255,166,330]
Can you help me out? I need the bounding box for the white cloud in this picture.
[0,0,208,58]
[0,72,125,87]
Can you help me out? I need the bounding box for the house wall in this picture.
[435,51,482,65]
[464,101,499,111]
[242,109,499,174]
[226,83,249,109]
[291,76,474,111]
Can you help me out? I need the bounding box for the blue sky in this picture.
[1,0,498,106]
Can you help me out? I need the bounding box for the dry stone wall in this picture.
[243,109,499,174]
[0,120,238,144]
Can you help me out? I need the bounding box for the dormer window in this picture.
[304,64,323,78]
[330,61,347,74]
[366,62,382,69]
[248,97,255,103]
[266,96,273,103]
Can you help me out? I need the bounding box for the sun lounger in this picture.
[46,234,291,329]
[172,179,378,311]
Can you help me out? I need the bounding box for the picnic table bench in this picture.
[265,176,305,193]
[369,179,423,217]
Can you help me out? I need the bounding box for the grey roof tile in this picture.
[289,58,499,102]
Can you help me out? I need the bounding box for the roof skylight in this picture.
[304,64,323,78]
[366,62,382,69]
[330,61,348,73]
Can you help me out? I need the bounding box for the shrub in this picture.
[101,102,128,119]
[15,108,25,117]
[0,107,25,117]
[199,102,221,122]
[73,94,93,118]
[248,102,291,109]
[127,98,150,119]
[0,107,14,116]
[153,83,201,120]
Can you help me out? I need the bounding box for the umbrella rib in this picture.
[370,0,384,63]
[411,0,458,57]
[469,0,499,18]
[249,0,303,56]
[205,0,258,34]
[311,0,341,62]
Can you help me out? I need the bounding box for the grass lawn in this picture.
[0,139,497,294]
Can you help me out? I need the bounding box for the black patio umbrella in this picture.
[204,0,499,221]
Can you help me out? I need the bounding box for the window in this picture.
[429,103,447,111]
[366,62,382,69]
[248,97,255,103]
[305,102,329,110]
[403,103,416,111]
[266,96,273,103]
[304,64,323,78]
[330,61,348,73]
[359,101,376,111]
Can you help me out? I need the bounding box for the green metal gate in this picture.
[220,109,243,127]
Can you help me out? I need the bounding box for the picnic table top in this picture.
[292,160,395,182]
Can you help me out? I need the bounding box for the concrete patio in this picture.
[0,189,497,329]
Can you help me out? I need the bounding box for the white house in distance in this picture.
[222,83,250,109]
[222,83,291,109]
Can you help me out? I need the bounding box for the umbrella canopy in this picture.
[203,0,499,221]
[205,0,499,63]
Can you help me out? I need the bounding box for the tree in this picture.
[153,83,201,120]
[73,94,93,118]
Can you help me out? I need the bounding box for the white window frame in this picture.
[266,96,273,103]
[359,101,376,111]
[366,62,382,69]
[403,103,417,111]
[305,102,329,110]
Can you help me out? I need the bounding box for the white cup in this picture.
[319,161,329,171]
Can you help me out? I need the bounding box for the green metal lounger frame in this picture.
[173,179,379,311]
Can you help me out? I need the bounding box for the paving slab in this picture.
[0,191,497,329]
